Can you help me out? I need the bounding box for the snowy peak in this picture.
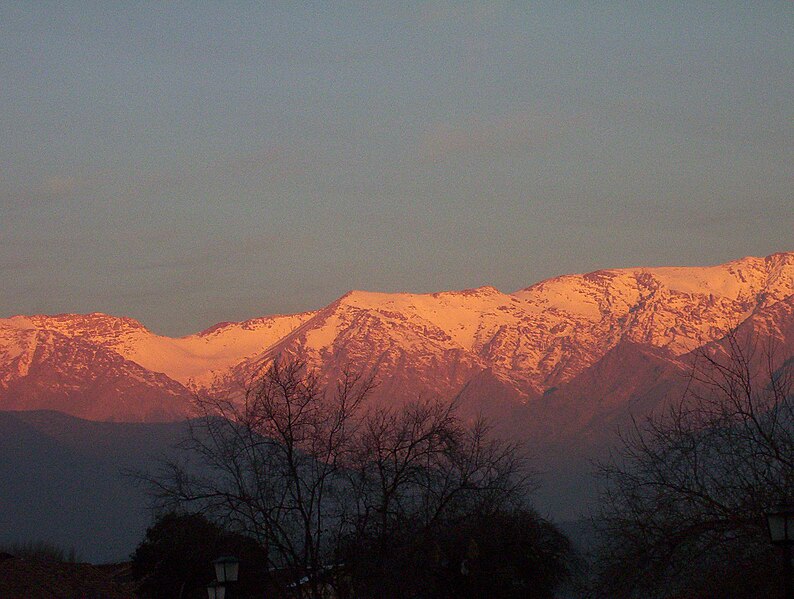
[327,286,524,352]
[0,311,318,387]
[517,252,793,307]
[5,312,148,339]
[512,253,793,355]
[0,325,191,421]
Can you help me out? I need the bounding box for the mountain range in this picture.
[1,252,792,436]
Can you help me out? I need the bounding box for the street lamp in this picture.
[208,556,239,599]
[766,504,794,599]
[213,556,240,584]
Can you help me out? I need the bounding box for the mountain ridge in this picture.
[1,252,791,427]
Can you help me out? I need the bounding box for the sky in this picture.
[1,2,792,336]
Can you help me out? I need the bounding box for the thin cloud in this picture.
[0,256,45,273]
[417,2,498,26]
[1,141,312,215]
[418,109,583,163]
[1,174,92,210]
[43,176,80,196]
[595,96,793,151]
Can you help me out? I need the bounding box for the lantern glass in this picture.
[207,581,226,599]
[213,556,240,583]
[766,505,794,545]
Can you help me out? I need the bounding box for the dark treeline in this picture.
[137,359,575,599]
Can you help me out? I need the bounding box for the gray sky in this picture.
[1,2,792,335]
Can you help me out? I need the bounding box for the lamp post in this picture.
[767,504,794,599]
[208,556,240,599]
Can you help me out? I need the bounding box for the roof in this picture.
[0,555,137,598]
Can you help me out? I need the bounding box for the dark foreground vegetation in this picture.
[130,508,572,599]
[137,358,575,598]
[590,330,794,598]
[0,540,81,563]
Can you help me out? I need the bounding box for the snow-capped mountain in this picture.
[0,252,791,428]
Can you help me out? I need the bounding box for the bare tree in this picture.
[149,359,537,599]
[151,359,374,598]
[347,398,530,538]
[592,329,794,598]
[340,400,536,598]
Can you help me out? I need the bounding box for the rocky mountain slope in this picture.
[1,252,791,429]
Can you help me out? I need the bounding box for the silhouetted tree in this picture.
[342,507,573,599]
[0,540,80,563]
[592,329,794,598]
[149,359,551,598]
[151,360,375,598]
